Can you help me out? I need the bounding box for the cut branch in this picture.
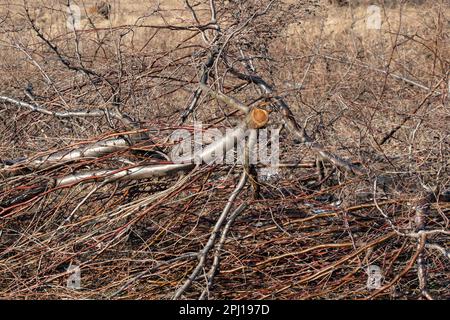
[226,65,365,175]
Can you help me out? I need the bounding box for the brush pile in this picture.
[0,0,448,299]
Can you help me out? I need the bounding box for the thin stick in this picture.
[172,169,248,299]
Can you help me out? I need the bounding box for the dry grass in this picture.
[0,0,449,300]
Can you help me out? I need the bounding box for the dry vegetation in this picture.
[0,0,449,299]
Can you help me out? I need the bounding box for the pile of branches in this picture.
[0,0,448,299]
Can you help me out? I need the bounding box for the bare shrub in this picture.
[0,0,448,300]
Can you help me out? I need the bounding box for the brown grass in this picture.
[0,0,448,300]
